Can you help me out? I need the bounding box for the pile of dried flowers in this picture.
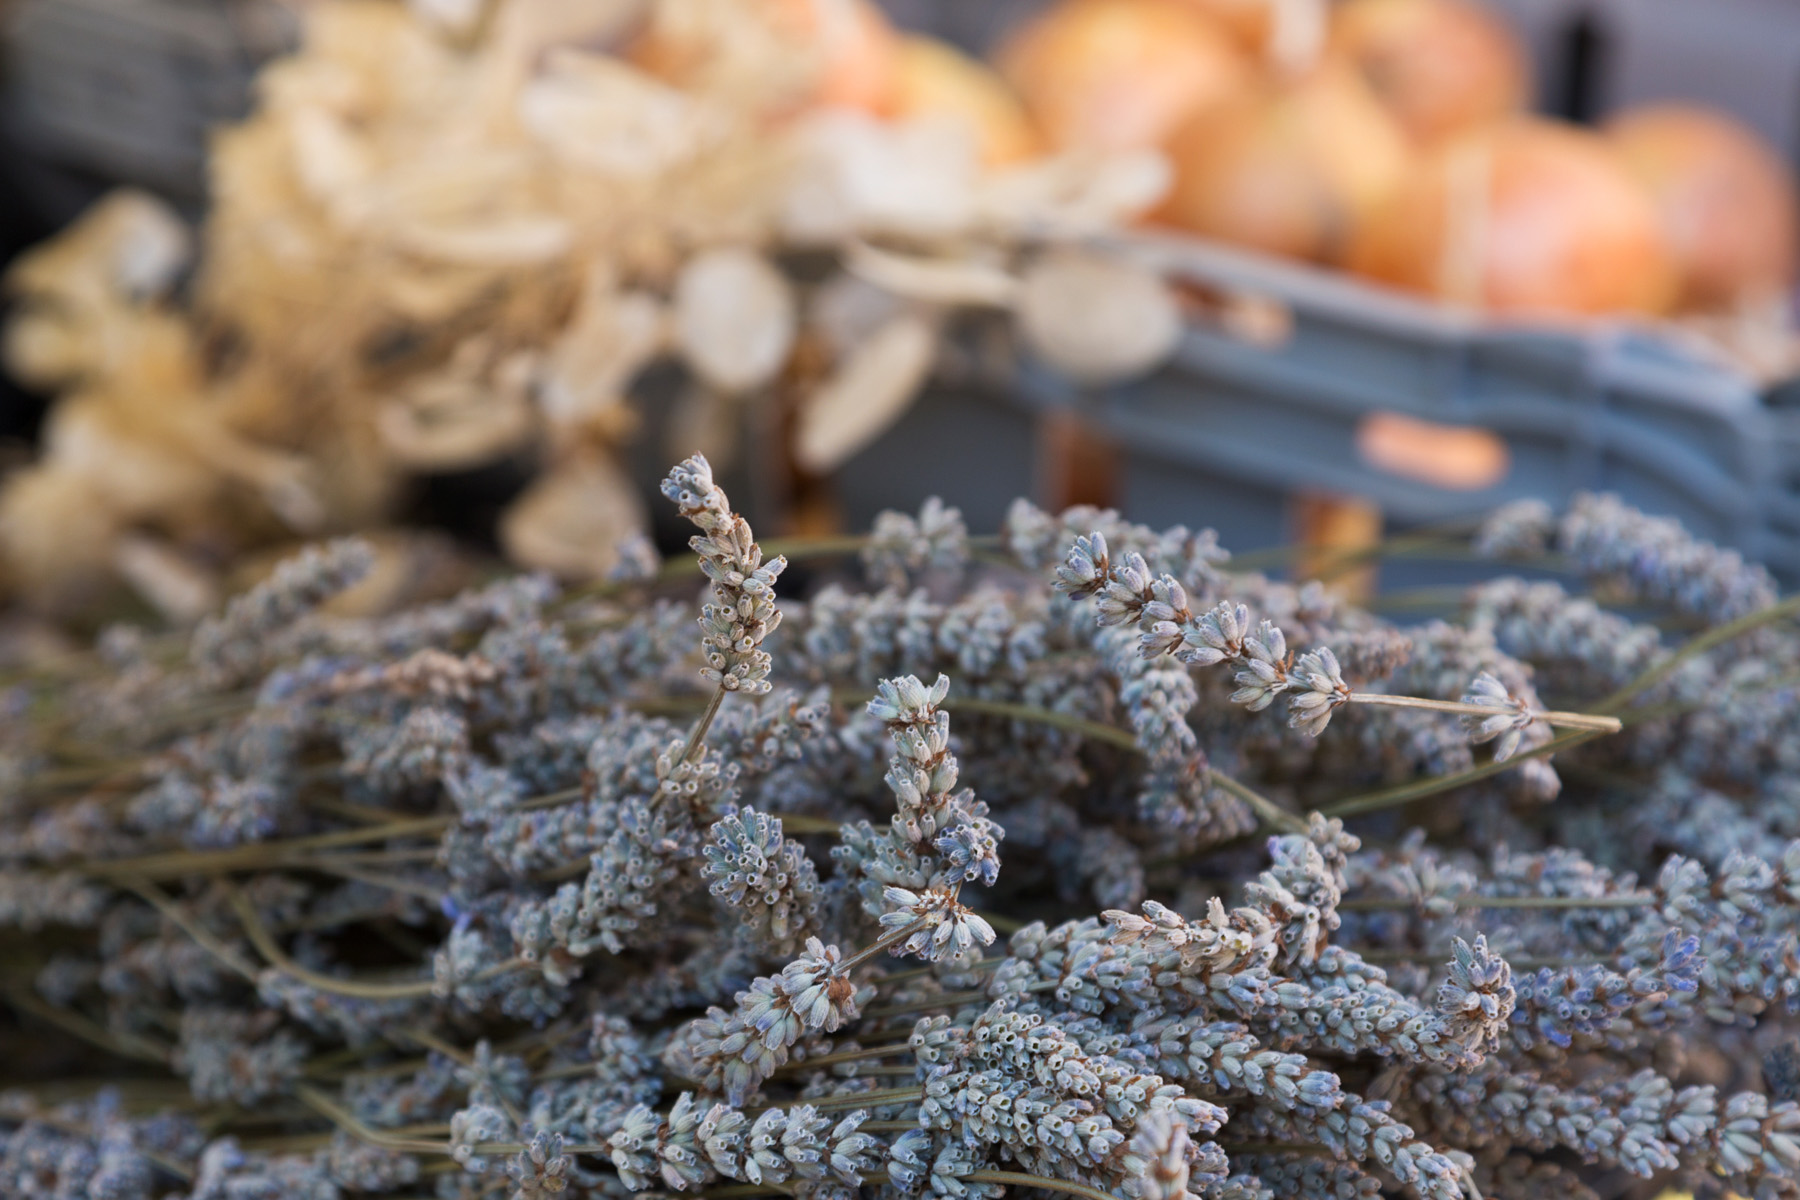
[0,0,1181,617]
[1,454,1798,1199]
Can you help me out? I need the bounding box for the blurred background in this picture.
[4,0,1800,635]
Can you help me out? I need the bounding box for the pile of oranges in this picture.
[729,0,1797,319]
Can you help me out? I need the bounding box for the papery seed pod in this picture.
[1015,249,1181,384]
[794,312,937,473]
[674,247,798,394]
[499,451,649,582]
[843,241,1019,307]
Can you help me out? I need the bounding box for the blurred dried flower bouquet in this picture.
[0,0,1182,618]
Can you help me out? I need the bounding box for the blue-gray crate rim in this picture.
[993,231,1797,577]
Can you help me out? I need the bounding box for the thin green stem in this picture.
[1215,1140,1335,1157]
[838,918,930,973]
[698,1176,891,1199]
[231,890,445,999]
[126,881,260,982]
[1208,769,1308,835]
[1323,729,1601,819]
[774,814,841,835]
[308,797,416,826]
[0,986,171,1066]
[81,787,582,883]
[941,697,1140,751]
[85,816,457,881]
[774,1042,915,1072]
[878,959,1002,988]
[304,860,446,899]
[965,1170,1123,1200]
[1597,592,1800,713]
[678,686,728,766]
[1225,527,1461,573]
[1339,892,1654,912]
[1347,692,1621,733]
[294,1084,452,1155]
[1364,585,1471,613]
[861,991,990,1021]
[977,911,1025,936]
[399,1029,473,1067]
[754,1086,922,1113]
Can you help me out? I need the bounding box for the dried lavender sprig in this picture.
[862,497,969,588]
[671,922,930,1104]
[1353,683,1620,737]
[1324,729,1603,818]
[662,454,787,760]
[1556,491,1779,621]
[835,674,1003,942]
[189,539,375,687]
[1056,531,1617,743]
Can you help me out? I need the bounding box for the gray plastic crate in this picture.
[3,0,297,199]
[833,232,1800,585]
[840,0,1800,583]
[831,372,1044,537]
[1074,235,1793,570]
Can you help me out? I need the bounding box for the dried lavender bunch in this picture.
[662,453,786,701]
[1055,530,1620,747]
[2,471,1799,1200]
[1480,492,1779,620]
[189,538,375,687]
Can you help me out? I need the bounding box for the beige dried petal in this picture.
[489,0,649,65]
[781,110,980,244]
[342,150,534,229]
[390,216,573,266]
[978,149,1172,235]
[0,466,123,606]
[9,303,197,392]
[380,267,494,323]
[378,347,538,469]
[673,247,796,394]
[407,0,486,38]
[114,535,220,625]
[286,107,377,211]
[43,399,213,519]
[1016,250,1182,384]
[843,242,1018,307]
[795,313,936,473]
[665,384,740,473]
[7,188,190,305]
[3,310,86,389]
[626,0,814,109]
[541,281,666,431]
[499,452,647,579]
[518,51,710,175]
[187,432,327,533]
[108,196,193,300]
[808,271,913,361]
